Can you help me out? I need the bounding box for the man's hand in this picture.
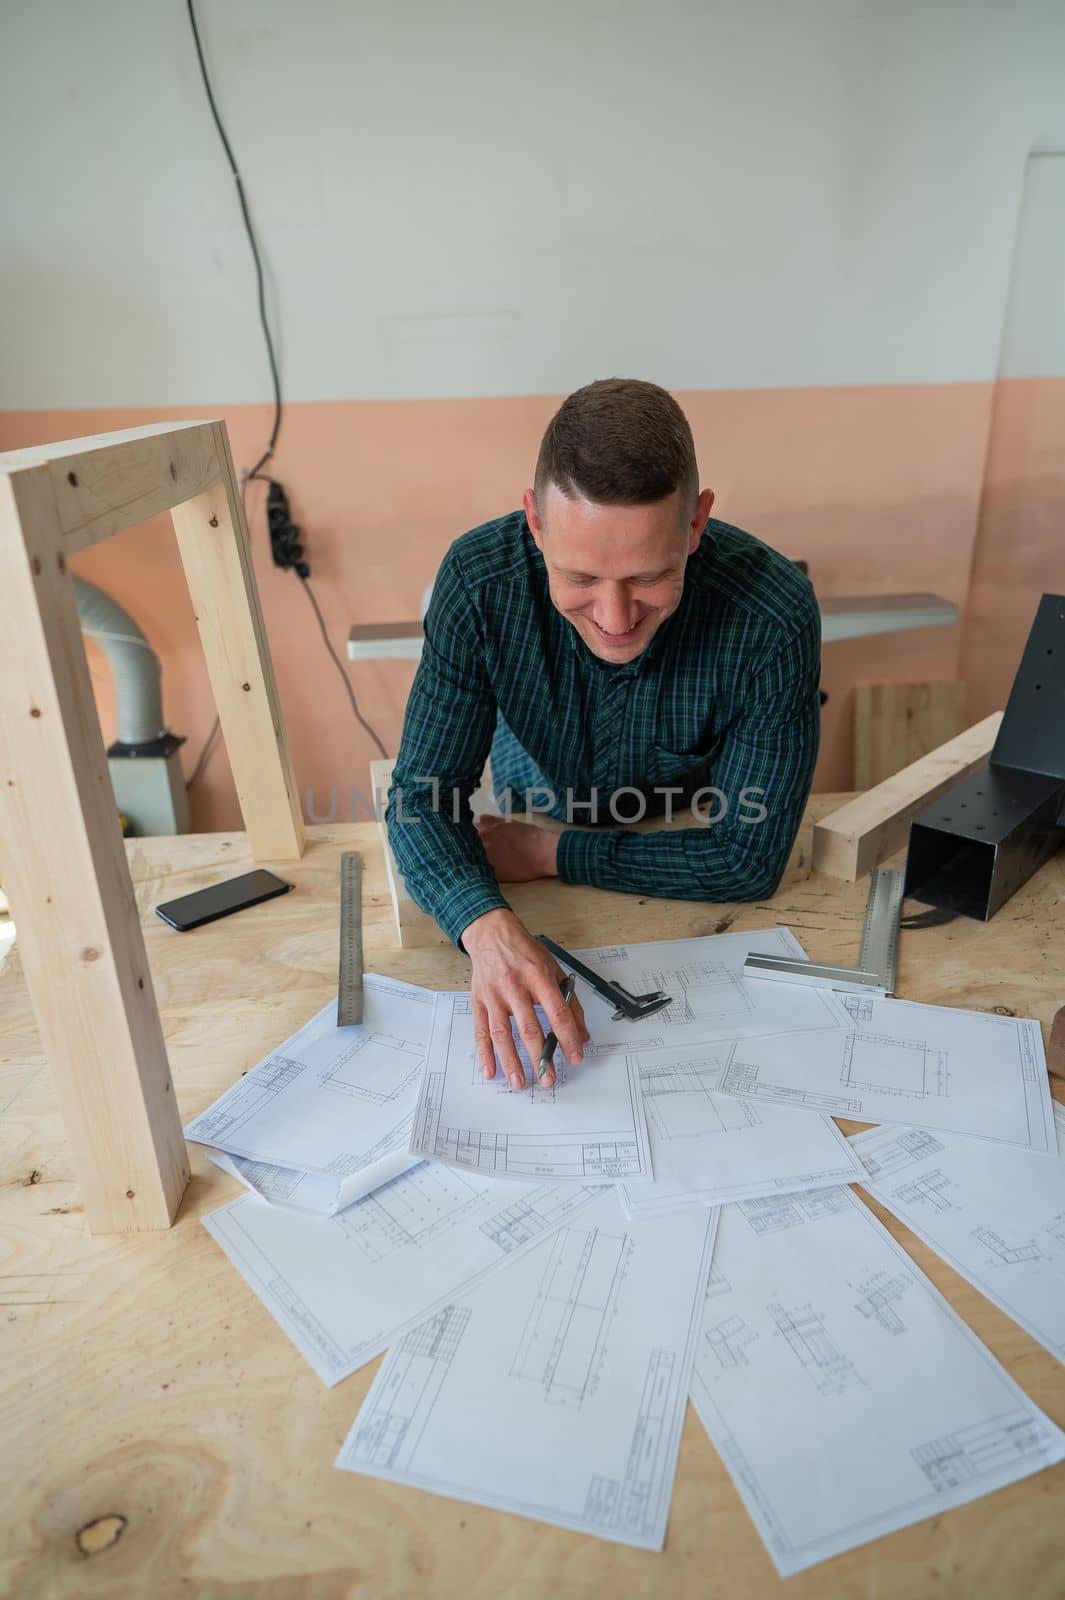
[474,815,559,883]
[462,907,589,1090]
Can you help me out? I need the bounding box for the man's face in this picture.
[524,482,715,664]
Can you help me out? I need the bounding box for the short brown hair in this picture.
[534,378,698,514]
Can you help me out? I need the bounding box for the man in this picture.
[387,378,821,1091]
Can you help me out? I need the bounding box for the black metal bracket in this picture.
[903,593,1065,920]
[106,731,186,761]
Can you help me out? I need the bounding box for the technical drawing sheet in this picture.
[619,1046,865,1218]
[713,995,1056,1153]
[203,1164,600,1385]
[185,976,438,1214]
[563,928,853,1051]
[205,1123,410,1215]
[410,992,653,1181]
[851,1106,1065,1362]
[336,1189,717,1550]
[690,1188,1065,1577]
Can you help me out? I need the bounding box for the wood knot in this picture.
[57,552,66,572]
[30,707,42,718]
[23,1168,42,1186]
[76,1513,127,1557]
[242,682,251,692]
[126,1189,135,1199]
[31,556,42,575]
[993,1004,1015,1016]
[80,946,100,963]
[209,515,219,527]
[169,460,177,479]
[66,471,79,487]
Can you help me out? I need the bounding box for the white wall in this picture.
[998,153,1065,378]
[3,0,1065,408]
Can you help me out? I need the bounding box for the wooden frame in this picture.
[0,420,304,1234]
[812,711,1003,881]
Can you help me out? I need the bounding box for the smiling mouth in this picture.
[588,616,646,642]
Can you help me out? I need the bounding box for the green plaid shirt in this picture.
[386,510,820,945]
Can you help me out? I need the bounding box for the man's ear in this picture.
[522,487,545,552]
[688,488,715,552]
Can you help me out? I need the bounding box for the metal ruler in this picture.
[337,851,364,1026]
[743,867,905,996]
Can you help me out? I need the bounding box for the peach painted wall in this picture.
[0,382,993,830]
[962,378,1065,717]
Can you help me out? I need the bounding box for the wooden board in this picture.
[814,711,1003,881]
[853,681,968,788]
[1,806,1063,1597]
[1049,1006,1065,1081]
[0,419,223,554]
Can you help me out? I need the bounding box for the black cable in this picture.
[187,715,221,787]
[298,574,390,761]
[187,473,390,782]
[184,3,391,768]
[186,0,280,486]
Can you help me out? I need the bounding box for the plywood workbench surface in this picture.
[2,802,1063,1599]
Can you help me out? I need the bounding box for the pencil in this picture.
[537,973,576,1079]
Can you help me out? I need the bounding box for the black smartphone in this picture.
[155,868,293,931]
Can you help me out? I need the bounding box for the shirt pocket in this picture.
[646,737,713,789]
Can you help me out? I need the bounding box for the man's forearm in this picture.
[384,539,506,945]
[556,812,802,903]
[386,778,510,945]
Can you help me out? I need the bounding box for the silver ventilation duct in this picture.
[74,577,165,748]
[74,578,188,835]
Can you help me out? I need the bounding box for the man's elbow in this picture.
[717,864,786,903]
[385,785,423,878]
[725,792,810,900]
[695,836,796,903]
[738,859,790,901]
